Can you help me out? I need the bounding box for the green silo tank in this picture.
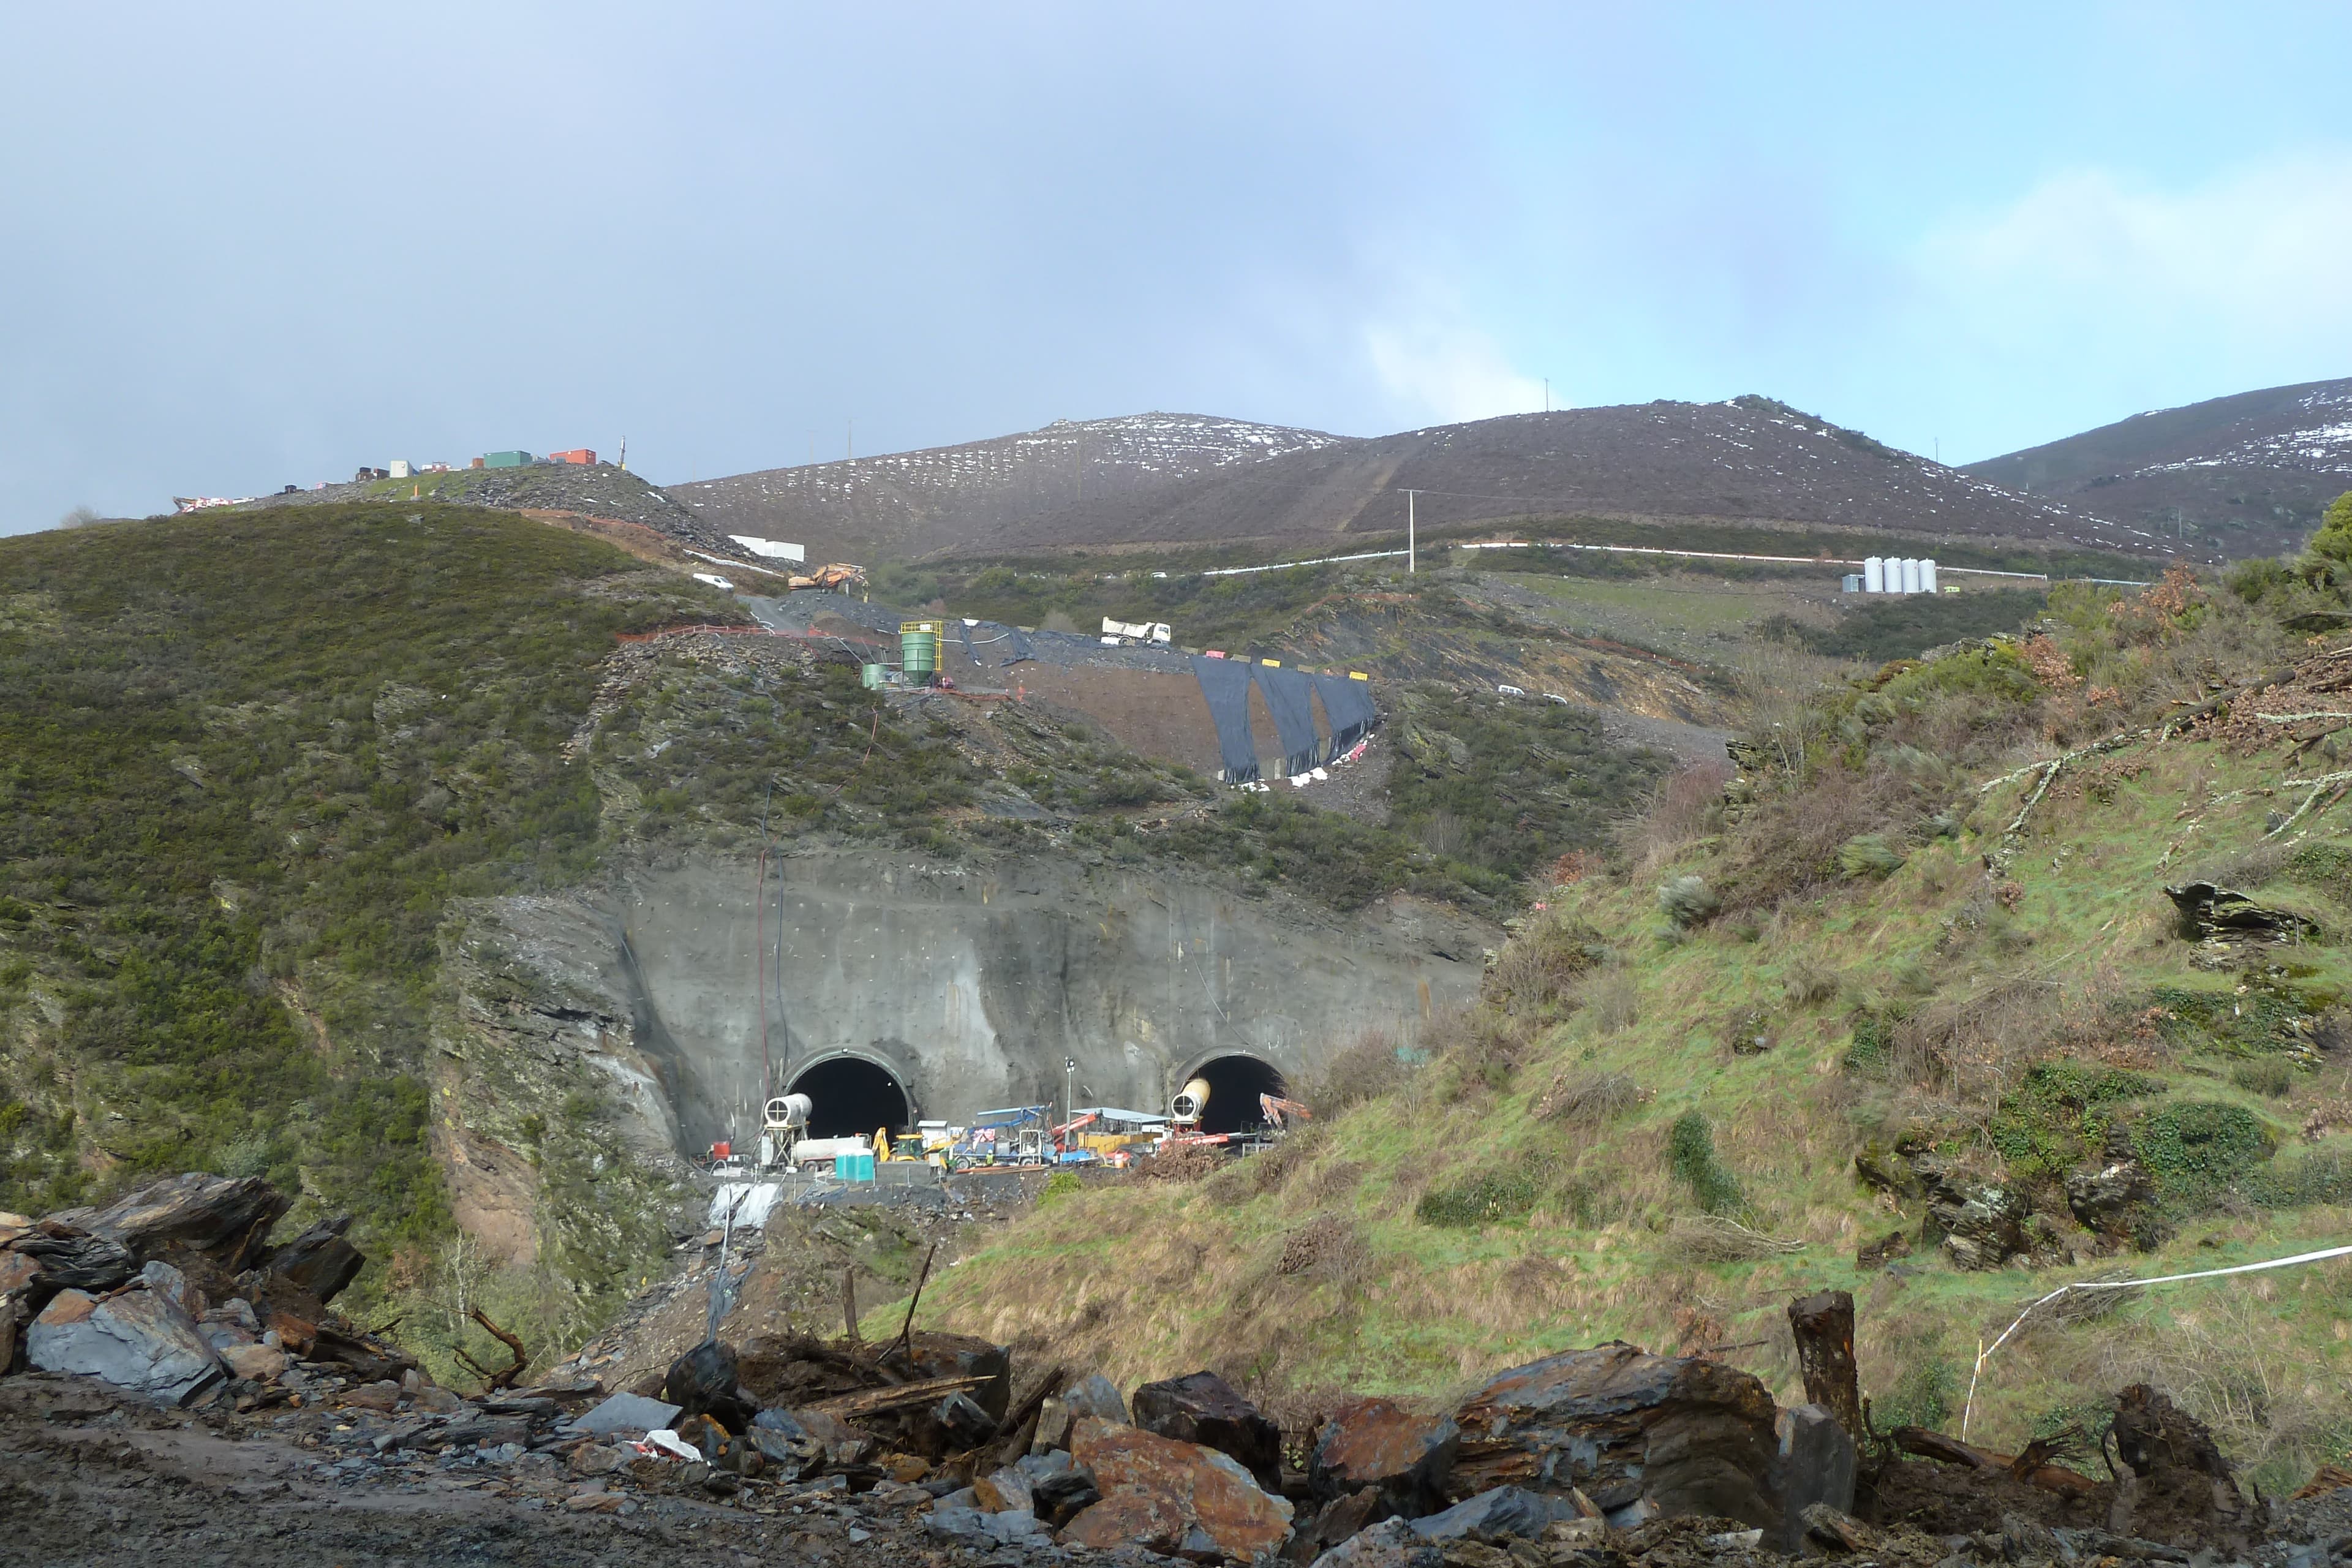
[899,621,940,682]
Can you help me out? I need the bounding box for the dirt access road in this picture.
[0,1374,951,1568]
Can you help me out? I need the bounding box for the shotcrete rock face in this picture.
[610,850,1490,1153]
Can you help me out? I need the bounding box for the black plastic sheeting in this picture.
[954,619,1035,669]
[1253,664,1322,778]
[1311,672,1377,761]
[1191,655,1260,783]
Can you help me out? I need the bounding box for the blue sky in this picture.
[5,2,2349,532]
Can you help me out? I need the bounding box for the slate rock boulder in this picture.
[59,1173,290,1296]
[1450,1342,1781,1535]
[1310,1396,1461,1517]
[28,1265,225,1404]
[1408,1485,1581,1543]
[1915,1158,2029,1270]
[1062,1415,1295,1561]
[264,1215,365,1303]
[1308,1517,1441,1568]
[665,1340,756,1434]
[1131,1368,1284,1492]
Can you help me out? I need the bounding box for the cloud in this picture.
[1913,149,2352,405]
[1360,287,1548,426]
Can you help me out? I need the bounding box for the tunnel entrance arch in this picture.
[1175,1054,1287,1136]
[786,1054,914,1139]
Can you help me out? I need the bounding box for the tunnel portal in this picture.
[788,1056,913,1139]
[1188,1054,1287,1135]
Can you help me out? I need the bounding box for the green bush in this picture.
[1038,1170,1084,1208]
[1875,1357,1960,1433]
[2233,1060,2297,1098]
[2133,1101,2275,1201]
[1667,1111,1744,1215]
[1763,588,2047,665]
[1415,1152,1584,1227]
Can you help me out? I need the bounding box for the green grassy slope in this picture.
[916,568,2352,1492]
[0,504,730,1237]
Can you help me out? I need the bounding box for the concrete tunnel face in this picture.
[608,853,1488,1157]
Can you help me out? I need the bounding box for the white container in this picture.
[1921,559,1939,594]
[388,459,413,479]
[1901,558,1923,594]
[1864,557,1885,593]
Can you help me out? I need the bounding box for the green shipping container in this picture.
[481,450,532,469]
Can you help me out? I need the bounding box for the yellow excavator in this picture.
[788,562,867,594]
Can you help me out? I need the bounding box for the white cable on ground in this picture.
[1959,1241,2352,1440]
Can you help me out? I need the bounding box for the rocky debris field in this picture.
[6,1172,2351,1567]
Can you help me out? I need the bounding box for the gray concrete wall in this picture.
[609,850,1491,1150]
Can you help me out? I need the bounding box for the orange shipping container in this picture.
[548,448,596,465]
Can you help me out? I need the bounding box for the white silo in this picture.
[1900,558,1923,594]
[1921,559,1939,594]
[1864,556,1886,594]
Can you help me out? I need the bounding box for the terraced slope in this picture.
[671,413,1342,565]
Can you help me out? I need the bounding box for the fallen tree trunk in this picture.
[804,1371,994,1421]
[1892,1426,2100,1497]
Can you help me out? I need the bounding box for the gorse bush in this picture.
[1667,1110,1744,1215]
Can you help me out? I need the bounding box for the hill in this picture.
[911,556,2352,1496]
[1966,377,2352,559]
[225,460,743,557]
[681,397,2163,565]
[669,412,1342,564]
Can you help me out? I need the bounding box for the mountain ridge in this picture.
[677,398,2168,566]
[1966,376,2352,556]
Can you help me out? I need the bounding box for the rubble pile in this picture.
[3,1177,2345,1566]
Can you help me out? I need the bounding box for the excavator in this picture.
[787,562,867,594]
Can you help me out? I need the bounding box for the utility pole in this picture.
[1407,489,1417,574]
[1063,1057,1077,1158]
[617,436,627,473]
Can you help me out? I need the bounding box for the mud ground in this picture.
[0,1373,956,1568]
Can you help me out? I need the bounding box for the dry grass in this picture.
[1617,763,1734,876]
[1298,1025,1414,1117]
[1593,974,1641,1034]
[1534,1070,1641,1125]
[1665,1214,1808,1263]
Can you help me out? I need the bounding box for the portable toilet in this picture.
[837,1148,877,1183]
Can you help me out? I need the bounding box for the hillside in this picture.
[669,412,1342,564]
[913,557,2352,1496]
[228,461,742,557]
[1967,377,2352,559]
[2,500,1704,1383]
[681,398,2163,565]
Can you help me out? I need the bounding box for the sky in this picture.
[5,1,2350,533]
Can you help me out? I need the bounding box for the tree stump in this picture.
[1786,1289,1865,1439]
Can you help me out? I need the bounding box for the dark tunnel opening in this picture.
[788,1057,911,1139]
[1189,1054,1287,1135]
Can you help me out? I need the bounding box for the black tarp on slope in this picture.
[1253,663,1322,778]
[1191,655,1260,783]
[1311,672,1377,761]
